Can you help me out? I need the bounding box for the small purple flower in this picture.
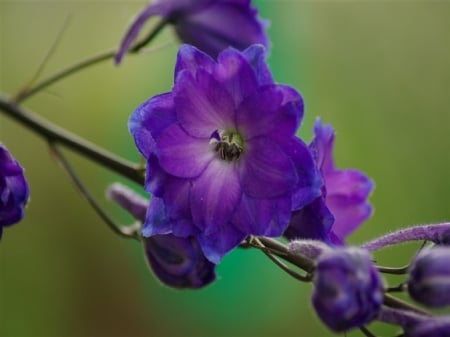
[408,247,450,308]
[0,144,29,239]
[107,183,215,289]
[130,44,321,263]
[285,119,374,244]
[312,247,384,332]
[116,0,269,64]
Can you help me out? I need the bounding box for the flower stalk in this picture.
[0,94,144,185]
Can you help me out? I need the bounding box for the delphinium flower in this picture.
[284,119,374,244]
[407,246,450,307]
[107,183,215,288]
[115,0,269,64]
[129,44,321,264]
[312,247,384,332]
[0,143,29,239]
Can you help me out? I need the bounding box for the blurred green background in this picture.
[0,0,449,336]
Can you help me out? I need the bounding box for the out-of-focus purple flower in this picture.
[129,44,321,263]
[115,0,269,64]
[107,183,215,289]
[405,316,450,337]
[0,144,29,239]
[408,247,450,307]
[312,247,384,332]
[285,119,374,244]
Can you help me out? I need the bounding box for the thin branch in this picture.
[50,143,140,241]
[383,293,431,316]
[359,326,376,337]
[14,18,169,103]
[250,237,312,282]
[0,95,144,185]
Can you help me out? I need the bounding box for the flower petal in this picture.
[174,1,268,59]
[175,44,216,80]
[142,197,172,237]
[326,169,374,201]
[156,124,214,178]
[242,44,273,85]
[310,118,335,173]
[237,85,302,140]
[191,159,242,233]
[129,93,176,159]
[115,2,174,64]
[213,47,258,105]
[284,197,334,242]
[327,196,373,240]
[240,136,297,198]
[197,223,247,264]
[232,193,291,237]
[174,70,236,138]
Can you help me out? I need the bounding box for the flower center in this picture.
[210,130,244,162]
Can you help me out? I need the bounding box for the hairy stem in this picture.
[0,95,144,184]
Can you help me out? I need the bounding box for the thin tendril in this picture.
[14,17,169,103]
[49,143,140,241]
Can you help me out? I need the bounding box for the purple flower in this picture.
[408,247,450,307]
[285,119,374,244]
[115,0,269,64]
[129,44,321,263]
[0,144,29,239]
[312,247,384,332]
[107,183,215,289]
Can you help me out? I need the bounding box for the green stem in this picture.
[0,94,144,185]
[14,18,169,103]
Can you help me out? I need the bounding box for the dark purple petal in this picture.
[240,136,298,198]
[198,223,247,264]
[175,44,216,80]
[242,44,273,85]
[191,159,242,233]
[232,193,291,236]
[142,197,172,237]
[213,47,259,105]
[174,1,268,59]
[0,145,29,234]
[129,93,176,159]
[115,2,174,64]
[156,124,214,178]
[144,234,216,289]
[284,197,334,242]
[174,70,236,138]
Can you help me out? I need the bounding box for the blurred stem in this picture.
[0,94,144,185]
[50,143,140,241]
[13,17,169,103]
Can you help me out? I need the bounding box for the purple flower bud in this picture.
[144,234,216,289]
[0,144,29,239]
[408,247,450,307]
[116,0,269,64]
[107,183,216,289]
[405,316,450,337]
[312,247,384,332]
